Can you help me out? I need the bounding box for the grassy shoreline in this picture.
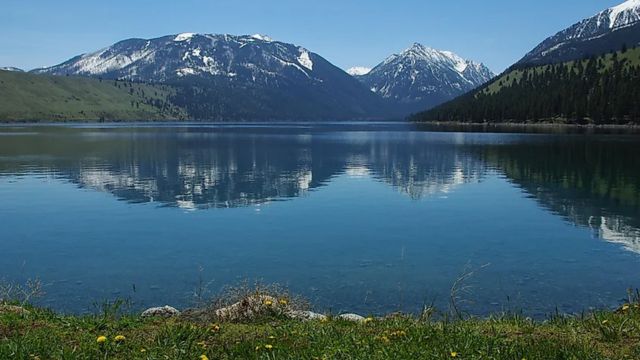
[2,301,639,359]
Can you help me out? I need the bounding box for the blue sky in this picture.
[1,0,620,73]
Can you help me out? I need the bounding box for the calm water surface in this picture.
[1,123,639,317]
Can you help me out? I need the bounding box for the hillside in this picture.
[0,70,185,121]
[411,47,640,125]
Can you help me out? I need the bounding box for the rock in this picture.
[338,313,365,322]
[141,305,180,318]
[0,305,30,315]
[215,295,282,322]
[287,310,328,321]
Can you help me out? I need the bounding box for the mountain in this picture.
[518,0,640,66]
[412,1,640,125]
[355,43,494,114]
[0,70,184,121]
[411,46,640,124]
[31,33,388,121]
[346,67,372,76]
[0,67,23,72]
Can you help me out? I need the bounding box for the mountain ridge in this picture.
[32,33,390,120]
[518,0,640,66]
[355,43,494,114]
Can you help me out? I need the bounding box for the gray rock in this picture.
[287,310,327,321]
[141,305,180,318]
[338,313,365,322]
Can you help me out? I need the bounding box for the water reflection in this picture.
[0,127,486,208]
[479,137,640,253]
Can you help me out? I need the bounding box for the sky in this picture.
[0,0,623,73]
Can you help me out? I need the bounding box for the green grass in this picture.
[0,70,186,121]
[2,303,640,359]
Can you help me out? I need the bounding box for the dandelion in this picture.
[451,352,459,358]
[265,344,274,350]
[279,298,288,305]
[263,299,273,306]
[96,336,107,344]
[114,335,126,342]
[199,355,209,360]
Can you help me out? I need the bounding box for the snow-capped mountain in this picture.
[0,67,24,72]
[34,33,330,83]
[356,43,494,114]
[32,33,388,120]
[346,66,372,76]
[519,0,640,66]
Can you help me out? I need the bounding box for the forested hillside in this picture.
[412,47,640,125]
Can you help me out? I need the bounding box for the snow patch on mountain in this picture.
[174,33,196,42]
[0,67,24,72]
[347,66,372,76]
[608,0,640,28]
[251,34,273,42]
[298,49,313,70]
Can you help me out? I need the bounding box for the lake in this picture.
[1,123,639,317]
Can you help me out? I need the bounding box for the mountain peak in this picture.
[346,66,372,76]
[518,0,640,65]
[174,33,197,42]
[357,44,494,114]
[607,0,640,29]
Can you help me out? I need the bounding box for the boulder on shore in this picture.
[287,310,328,321]
[141,305,181,318]
[338,313,365,322]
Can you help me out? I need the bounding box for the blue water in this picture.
[1,123,639,317]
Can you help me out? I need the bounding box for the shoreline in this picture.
[2,299,639,359]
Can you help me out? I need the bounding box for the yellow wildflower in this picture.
[268,335,276,339]
[364,317,374,323]
[265,344,274,350]
[114,335,126,342]
[199,355,209,360]
[263,299,273,306]
[96,336,107,344]
[279,298,288,305]
[451,352,459,358]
